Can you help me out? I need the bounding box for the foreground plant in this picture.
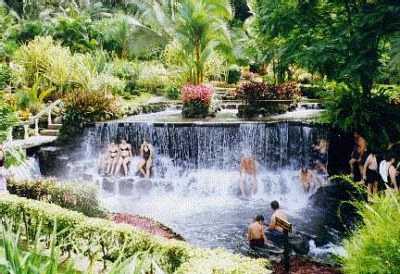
[342,192,400,274]
[0,221,77,274]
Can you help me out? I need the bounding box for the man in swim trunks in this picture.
[349,131,367,181]
[247,215,265,249]
[266,200,288,245]
[138,140,154,178]
[114,139,132,176]
[299,166,314,192]
[239,155,257,197]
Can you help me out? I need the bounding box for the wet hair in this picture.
[270,200,279,210]
[255,215,264,222]
[385,152,396,162]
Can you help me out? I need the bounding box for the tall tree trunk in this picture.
[195,41,201,85]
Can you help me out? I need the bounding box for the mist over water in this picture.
[62,121,335,252]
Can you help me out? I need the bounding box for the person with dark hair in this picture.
[247,215,265,249]
[386,153,398,191]
[137,139,154,178]
[114,139,132,176]
[266,200,288,245]
[363,150,379,201]
[349,131,367,181]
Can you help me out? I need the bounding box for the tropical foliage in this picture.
[343,192,400,274]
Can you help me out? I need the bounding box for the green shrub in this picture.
[0,99,17,142]
[343,193,400,274]
[227,65,241,84]
[136,62,169,93]
[0,63,12,89]
[0,195,269,274]
[60,90,120,141]
[165,85,180,100]
[4,148,26,168]
[0,220,78,274]
[6,178,106,218]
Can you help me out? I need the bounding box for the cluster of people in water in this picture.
[239,138,329,198]
[247,200,289,249]
[98,139,154,178]
[349,131,399,201]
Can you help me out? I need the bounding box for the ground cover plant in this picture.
[6,177,107,218]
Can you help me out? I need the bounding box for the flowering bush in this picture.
[236,81,301,103]
[181,84,214,118]
[181,84,213,105]
[236,81,302,118]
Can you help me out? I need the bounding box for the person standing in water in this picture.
[138,140,154,178]
[386,154,398,191]
[247,215,265,249]
[239,154,257,197]
[349,132,367,181]
[114,139,132,176]
[266,200,288,245]
[363,150,379,201]
[299,166,314,192]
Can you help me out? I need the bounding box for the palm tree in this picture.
[175,0,232,84]
[131,0,233,84]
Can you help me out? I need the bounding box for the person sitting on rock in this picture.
[100,142,118,175]
[114,139,132,176]
[266,200,288,246]
[239,154,257,197]
[247,215,265,249]
[137,140,154,178]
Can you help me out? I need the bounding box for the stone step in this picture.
[48,123,62,130]
[40,129,59,136]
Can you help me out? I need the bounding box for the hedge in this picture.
[6,178,107,218]
[0,195,270,274]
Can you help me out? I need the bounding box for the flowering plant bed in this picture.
[235,81,301,118]
[181,84,214,118]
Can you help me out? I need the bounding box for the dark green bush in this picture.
[322,84,400,149]
[227,65,241,84]
[182,101,209,118]
[6,178,107,218]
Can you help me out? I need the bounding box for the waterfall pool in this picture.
[39,120,344,259]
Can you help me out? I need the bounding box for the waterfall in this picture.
[88,121,327,171]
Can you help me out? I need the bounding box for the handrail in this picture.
[14,99,63,126]
[8,100,63,142]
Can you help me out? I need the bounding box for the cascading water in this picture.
[60,121,333,252]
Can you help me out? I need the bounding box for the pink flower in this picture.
[181,84,214,106]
